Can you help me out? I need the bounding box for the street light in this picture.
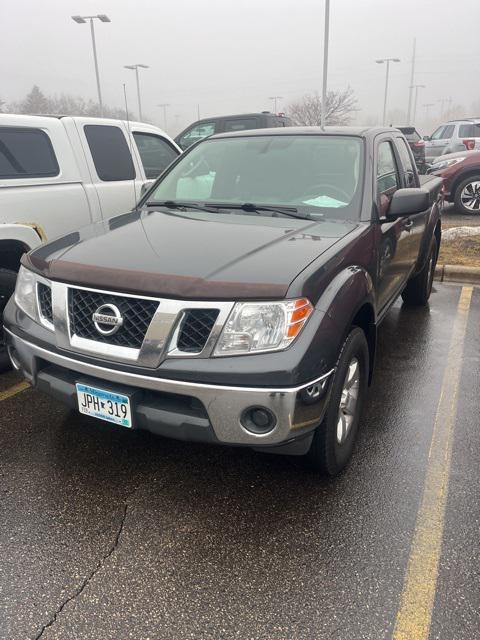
[124,64,149,121]
[157,103,170,130]
[411,84,426,124]
[321,0,330,128]
[376,58,400,126]
[268,96,283,113]
[71,14,111,116]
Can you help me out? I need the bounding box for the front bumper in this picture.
[5,328,334,453]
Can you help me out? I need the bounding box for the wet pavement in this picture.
[442,203,480,226]
[1,283,479,640]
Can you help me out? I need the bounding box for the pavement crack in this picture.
[32,502,129,640]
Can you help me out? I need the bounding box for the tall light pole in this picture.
[124,64,149,121]
[72,14,110,116]
[157,103,170,130]
[406,38,416,124]
[376,57,400,126]
[411,84,426,124]
[268,96,283,113]
[321,0,330,128]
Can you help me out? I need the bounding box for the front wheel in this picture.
[453,175,480,215]
[0,269,17,373]
[401,237,437,307]
[304,327,369,476]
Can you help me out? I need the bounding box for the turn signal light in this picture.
[286,298,314,338]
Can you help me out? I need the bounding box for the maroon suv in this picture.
[428,150,480,214]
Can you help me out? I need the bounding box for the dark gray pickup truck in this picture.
[4,126,442,476]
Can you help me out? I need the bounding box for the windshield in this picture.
[146,135,364,220]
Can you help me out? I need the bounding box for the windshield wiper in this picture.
[145,200,222,214]
[207,202,314,221]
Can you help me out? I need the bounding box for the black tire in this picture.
[304,327,369,476]
[401,237,437,307]
[453,174,480,215]
[0,269,17,373]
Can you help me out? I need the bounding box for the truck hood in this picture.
[25,208,357,300]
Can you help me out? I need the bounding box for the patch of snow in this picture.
[442,226,480,241]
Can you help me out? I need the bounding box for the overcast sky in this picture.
[1,0,479,134]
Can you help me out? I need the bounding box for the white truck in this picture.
[0,113,181,371]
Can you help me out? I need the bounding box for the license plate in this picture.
[76,383,133,428]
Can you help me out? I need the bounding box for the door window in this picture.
[441,125,455,139]
[0,127,59,179]
[396,138,416,187]
[133,133,179,179]
[178,122,215,150]
[84,125,136,181]
[377,141,399,215]
[430,126,445,140]
[223,118,258,132]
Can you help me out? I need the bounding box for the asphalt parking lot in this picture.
[1,283,479,640]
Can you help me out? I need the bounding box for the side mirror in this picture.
[423,135,430,141]
[386,188,430,218]
[140,180,154,197]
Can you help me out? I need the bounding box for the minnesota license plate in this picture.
[76,383,132,428]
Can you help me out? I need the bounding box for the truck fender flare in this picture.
[315,266,377,383]
[415,202,441,275]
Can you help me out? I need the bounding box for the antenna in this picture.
[123,83,137,207]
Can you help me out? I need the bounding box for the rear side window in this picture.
[84,125,135,181]
[133,133,179,179]
[223,118,258,132]
[458,124,480,137]
[0,127,59,179]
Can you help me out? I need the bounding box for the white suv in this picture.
[424,119,480,164]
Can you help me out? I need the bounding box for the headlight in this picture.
[14,266,38,321]
[431,157,466,171]
[214,298,313,356]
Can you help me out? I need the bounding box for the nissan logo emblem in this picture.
[92,304,124,336]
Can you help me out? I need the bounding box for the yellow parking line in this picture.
[393,286,473,640]
[0,381,30,402]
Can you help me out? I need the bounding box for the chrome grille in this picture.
[177,309,220,353]
[38,283,53,323]
[68,289,158,349]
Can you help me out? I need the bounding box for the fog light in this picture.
[241,406,277,434]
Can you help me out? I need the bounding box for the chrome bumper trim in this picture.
[6,328,334,446]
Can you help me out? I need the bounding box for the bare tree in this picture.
[6,85,134,120]
[288,88,358,126]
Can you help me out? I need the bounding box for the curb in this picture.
[435,264,480,285]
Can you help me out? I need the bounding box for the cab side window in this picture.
[377,141,399,216]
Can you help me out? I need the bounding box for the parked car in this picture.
[175,112,293,150]
[0,113,181,371]
[423,118,480,164]
[397,126,427,173]
[428,150,480,214]
[4,126,442,476]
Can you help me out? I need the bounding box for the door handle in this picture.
[404,219,414,230]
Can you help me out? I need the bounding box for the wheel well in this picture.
[450,169,480,200]
[0,240,29,273]
[351,303,376,385]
